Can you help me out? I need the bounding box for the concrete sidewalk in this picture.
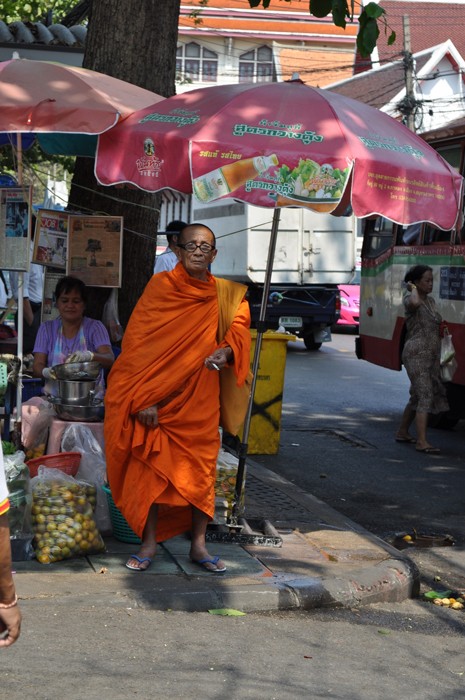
[12,459,419,613]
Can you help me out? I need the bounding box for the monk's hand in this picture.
[204,346,233,371]
[136,405,158,427]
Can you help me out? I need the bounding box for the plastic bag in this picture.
[23,400,54,461]
[441,356,458,383]
[60,424,112,534]
[440,329,456,366]
[31,467,105,564]
[215,448,240,518]
[4,450,34,559]
[102,288,123,343]
[440,329,457,382]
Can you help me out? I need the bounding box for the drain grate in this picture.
[245,474,309,517]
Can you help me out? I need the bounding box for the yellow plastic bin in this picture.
[245,330,295,455]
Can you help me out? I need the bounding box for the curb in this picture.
[16,554,420,613]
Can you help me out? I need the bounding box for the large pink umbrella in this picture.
[95,78,463,230]
[0,58,165,157]
[94,79,464,523]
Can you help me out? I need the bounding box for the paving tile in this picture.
[159,534,191,554]
[175,553,268,577]
[88,548,181,575]
[302,529,389,562]
[12,556,93,573]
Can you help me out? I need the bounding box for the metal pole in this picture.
[231,207,281,521]
[14,134,24,438]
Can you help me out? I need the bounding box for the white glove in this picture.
[66,350,94,363]
[42,367,57,380]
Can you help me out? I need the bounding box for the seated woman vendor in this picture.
[32,276,114,395]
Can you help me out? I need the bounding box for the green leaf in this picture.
[357,15,380,57]
[310,0,333,19]
[332,0,348,28]
[208,608,247,616]
[364,2,385,19]
[388,30,396,46]
[378,628,391,635]
[424,589,452,599]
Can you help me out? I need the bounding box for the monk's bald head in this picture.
[178,223,216,248]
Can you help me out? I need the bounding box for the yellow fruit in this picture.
[441,598,451,606]
[402,535,412,542]
[433,598,443,606]
[451,602,464,610]
[37,554,51,564]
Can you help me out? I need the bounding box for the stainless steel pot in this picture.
[52,361,101,380]
[52,400,104,422]
[45,379,96,404]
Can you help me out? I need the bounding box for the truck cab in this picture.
[193,198,357,349]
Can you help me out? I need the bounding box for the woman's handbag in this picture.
[440,328,457,382]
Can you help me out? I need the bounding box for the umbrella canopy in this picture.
[96,79,463,230]
[0,58,165,156]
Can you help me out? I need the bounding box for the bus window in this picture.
[362,217,395,258]
[397,222,422,246]
[422,225,453,245]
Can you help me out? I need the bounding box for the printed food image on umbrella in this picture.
[95,78,464,523]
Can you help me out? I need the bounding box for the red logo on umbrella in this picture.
[136,138,164,178]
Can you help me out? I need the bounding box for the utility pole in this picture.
[402,15,416,131]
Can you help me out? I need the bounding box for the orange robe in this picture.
[104,264,251,541]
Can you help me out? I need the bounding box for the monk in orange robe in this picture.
[104,223,251,572]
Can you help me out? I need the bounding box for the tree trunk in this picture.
[68,0,181,327]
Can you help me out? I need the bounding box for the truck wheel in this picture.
[303,335,322,351]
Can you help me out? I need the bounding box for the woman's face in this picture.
[417,270,434,295]
[56,288,85,323]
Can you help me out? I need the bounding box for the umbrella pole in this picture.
[14,134,24,444]
[230,208,281,522]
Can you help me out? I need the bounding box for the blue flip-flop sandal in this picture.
[125,554,152,571]
[192,555,226,573]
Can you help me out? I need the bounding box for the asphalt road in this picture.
[5,600,465,700]
[253,329,465,594]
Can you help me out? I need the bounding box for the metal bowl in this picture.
[52,400,104,422]
[45,379,96,404]
[51,361,101,381]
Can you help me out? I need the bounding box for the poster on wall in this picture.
[32,209,68,269]
[0,186,33,270]
[67,215,123,287]
[41,269,63,323]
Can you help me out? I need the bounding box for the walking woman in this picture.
[396,265,448,453]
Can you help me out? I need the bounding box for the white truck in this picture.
[193,198,358,349]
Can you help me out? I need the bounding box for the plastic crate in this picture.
[102,484,141,544]
[27,451,81,479]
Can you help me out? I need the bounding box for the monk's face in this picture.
[176,224,217,281]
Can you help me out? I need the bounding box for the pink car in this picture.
[337,282,360,329]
